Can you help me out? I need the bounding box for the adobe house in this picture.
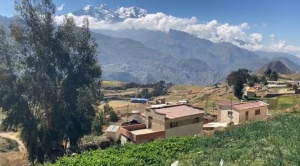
[217,100,269,124]
[243,87,256,98]
[119,104,204,144]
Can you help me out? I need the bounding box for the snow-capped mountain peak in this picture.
[72,4,147,23]
[116,7,147,19]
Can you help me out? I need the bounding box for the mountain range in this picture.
[1,5,300,85]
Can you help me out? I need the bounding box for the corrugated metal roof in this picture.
[154,105,204,119]
[106,125,120,132]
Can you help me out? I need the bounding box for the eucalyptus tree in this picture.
[0,0,101,164]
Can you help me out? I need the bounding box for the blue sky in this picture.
[0,0,300,55]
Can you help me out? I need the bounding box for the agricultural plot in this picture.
[101,80,125,88]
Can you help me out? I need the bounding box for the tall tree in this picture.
[226,68,250,86]
[270,71,279,81]
[0,0,101,164]
[226,69,250,99]
[153,80,172,97]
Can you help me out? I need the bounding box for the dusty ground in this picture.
[0,132,28,166]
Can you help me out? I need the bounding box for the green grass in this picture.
[277,94,300,110]
[50,113,300,166]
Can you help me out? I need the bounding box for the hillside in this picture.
[254,60,291,74]
[92,32,220,85]
[51,113,300,166]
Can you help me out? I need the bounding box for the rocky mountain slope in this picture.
[1,4,300,85]
[254,60,291,74]
[92,32,221,85]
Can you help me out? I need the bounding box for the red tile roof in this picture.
[153,105,204,119]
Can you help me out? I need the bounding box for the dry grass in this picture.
[280,73,300,80]
[101,80,125,87]
[0,152,28,166]
[104,88,139,97]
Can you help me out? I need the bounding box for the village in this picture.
[103,79,300,145]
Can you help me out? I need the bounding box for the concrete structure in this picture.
[155,97,166,104]
[203,122,228,131]
[217,100,269,124]
[244,87,256,98]
[105,125,120,142]
[119,104,204,144]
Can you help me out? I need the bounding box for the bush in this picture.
[0,137,19,152]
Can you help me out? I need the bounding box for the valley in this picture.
[1,1,300,165]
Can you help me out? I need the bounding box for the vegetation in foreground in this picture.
[0,0,101,164]
[51,113,300,166]
[0,137,19,153]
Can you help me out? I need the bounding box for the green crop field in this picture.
[50,113,300,166]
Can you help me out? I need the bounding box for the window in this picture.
[255,109,260,115]
[228,111,233,117]
[170,121,178,128]
[193,117,200,123]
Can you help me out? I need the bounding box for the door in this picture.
[148,116,153,128]
[245,111,249,121]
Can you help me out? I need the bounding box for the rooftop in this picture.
[153,104,204,119]
[106,125,120,132]
[233,101,269,111]
[131,128,161,135]
[203,122,228,128]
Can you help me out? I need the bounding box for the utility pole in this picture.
[126,104,129,122]
[205,98,208,114]
[230,97,233,125]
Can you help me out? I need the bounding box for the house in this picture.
[243,87,256,98]
[217,100,269,124]
[105,125,120,142]
[119,104,204,144]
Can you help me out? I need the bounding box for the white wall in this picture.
[220,109,239,124]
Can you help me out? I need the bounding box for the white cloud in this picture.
[57,4,65,12]
[270,34,275,42]
[54,12,300,56]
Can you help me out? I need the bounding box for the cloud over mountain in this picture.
[54,4,300,56]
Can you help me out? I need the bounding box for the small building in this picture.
[217,100,269,124]
[130,98,148,103]
[244,87,256,98]
[119,124,165,144]
[155,97,166,104]
[105,125,120,142]
[203,122,228,131]
[119,104,204,144]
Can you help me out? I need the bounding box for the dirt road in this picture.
[0,132,25,152]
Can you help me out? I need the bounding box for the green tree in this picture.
[233,76,244,99]
[109,110,119,122]
[103,103,113,114]
[139,88,151,99]
[226,69,250,99]
[153,80,172,97]
[270,71,279,81]
[264,68,272,77]
[226,68,250,86]
[92,112,104,136]
[0,0,101,164]
[260,76,268,85]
